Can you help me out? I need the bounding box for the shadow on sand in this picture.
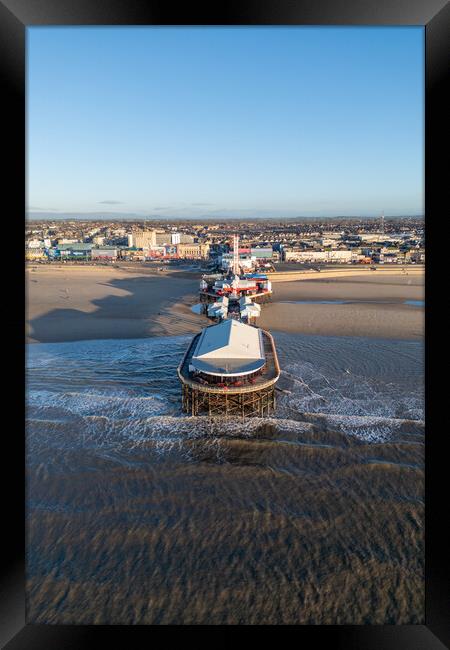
[27,274,204,344]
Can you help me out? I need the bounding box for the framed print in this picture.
[1,0,449,646]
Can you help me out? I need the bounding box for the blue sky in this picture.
[27,26,424,218]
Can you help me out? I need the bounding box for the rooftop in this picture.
[190,319,265,376]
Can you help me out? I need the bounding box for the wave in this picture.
[27,389,171,418]
[26,334,424,457]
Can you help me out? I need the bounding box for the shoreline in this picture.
[25,329,425,348]
[269,266,424,283]
[26,265,424,344]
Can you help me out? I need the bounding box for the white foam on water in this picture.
[278,360,424,423]
[27,389,170,419]
[301,412,424,443]
[26,334,424,451]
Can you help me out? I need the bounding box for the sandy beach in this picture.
[258,269,424,340]
[26,265,206,343]
[26,264,424,343]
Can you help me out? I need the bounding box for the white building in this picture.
[284,250,354,263]
[328,250,354,262]
[28,239,44,249]
[221,253,256,272]
[207,296,229,320]
[189,319,265,377]
[91,247,118,260]
[239,296,261,321]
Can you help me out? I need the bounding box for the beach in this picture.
[258,269,424,340]
[26,265,205,343]
[26,264,424,343]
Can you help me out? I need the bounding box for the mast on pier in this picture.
[232,234,240,276]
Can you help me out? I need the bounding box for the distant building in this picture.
[145,246,166,259]
[180,234,195,244]
[57,242,92,260]
[328,250,354,262]
[120,247,145,261]
[410,250,425,263]
[132,230,156,249]
[154,231,171,246]
[284,250,310,262]
[177,242,210,259]
[171,232,181,245]
[221,253,255,271]
[284,250,353,263]
[250,247,273,259]
[91,247,118,260]
[27,239,44,249]
[383,253,398,263]
[25,248,46,260]
[164,244,178,256]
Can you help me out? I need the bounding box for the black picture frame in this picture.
[2,0,448,645]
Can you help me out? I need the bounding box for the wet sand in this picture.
[26,265,424,343]
[259,271,424,340]
[26,265,206,343]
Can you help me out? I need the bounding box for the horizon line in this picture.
[26,213,424,222]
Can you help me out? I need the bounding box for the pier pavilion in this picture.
[177,319,280,417]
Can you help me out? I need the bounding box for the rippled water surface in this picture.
[26,332,424,624]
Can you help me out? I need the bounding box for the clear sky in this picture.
[27,26,424,219]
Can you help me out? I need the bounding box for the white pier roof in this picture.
[190,319,265,376]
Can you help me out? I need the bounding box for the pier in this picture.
[178,234,280,417]
[178,325,280,416]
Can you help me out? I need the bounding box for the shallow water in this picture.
[26,332,424,624]
[404,300,425,307]
[280,299,424,307]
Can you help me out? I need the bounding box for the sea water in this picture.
[26,332,424,624]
